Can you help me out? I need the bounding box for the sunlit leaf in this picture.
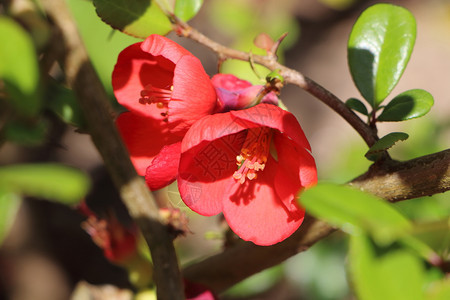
[93,0,173,38]
[346,98,368,115]
[0,164,90,204]
[0,16,41,117]
[0,190,21,245]
[365,132,409,161]
[349,233,425,300]
[348,4,416,107]
[175,0,204,21]
[300,183,411,245]
[378,89,434,121]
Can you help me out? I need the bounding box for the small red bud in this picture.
[254,33,275,52]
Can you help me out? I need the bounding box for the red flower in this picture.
[79,202,138,263]
[184,279,218,300]
[177,103,317,246]
[212,74,278,111]
[113,34,217,176]
[143,73,281,190]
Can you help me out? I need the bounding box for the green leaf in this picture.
[0,16,41,117]
[4,118,48,146]
[266,69,284,83]
[46,81,85,128]
[378,89,434,121]
[348,233,379,300]
[426,278,450,300]
[409,219,450,260]
[67,0,141,92]
[346,98,368,115]
[0,164,90,205]
[0,190,21,246]
[93,0,173,38]
[365,132,409,161]
[349,233,425,300]
[225,265,283,297]
[175,0,204,21]
[348,4,416,107]
[299,183,411,245]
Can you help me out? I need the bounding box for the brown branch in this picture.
[176,20,378,147]
[351,149,450,201]
[184,216,335,293]
[184,149,450,293]
[40,1,184,299]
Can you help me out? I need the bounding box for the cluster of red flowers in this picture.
[113,34,317,246]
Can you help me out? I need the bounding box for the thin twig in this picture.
[175,19,378,147]
[40,1,184,299]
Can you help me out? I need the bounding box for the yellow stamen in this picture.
[233,127,272,184]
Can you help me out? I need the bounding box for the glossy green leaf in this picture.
[0,17,41,117]
[378,89,434,121]
[349,233,425,300]
[0,164,90,205]
[0,190,21,245]
[346,98,368,115]
[348,4,416,107]
[365,132,409,161]
[175,0,204,21]
[300,183,411,245]
[93,0,173,38]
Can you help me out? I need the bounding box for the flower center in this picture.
[233,127,272,184]
[139,84,173,118]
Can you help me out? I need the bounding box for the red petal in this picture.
[168,55,217,135]
[212,74,278,111]
[272,132,317,211]
[116,112,181,175]
[112,43,174,118]
[211,74,252,90]
[178,105,315,245]
[184,279,218,300]
[178,132,246,216]
[230,103,311,151]
[145,142,181,190]
[140,34,192,64]
[181,112,249,153]
[222,156,304,246]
